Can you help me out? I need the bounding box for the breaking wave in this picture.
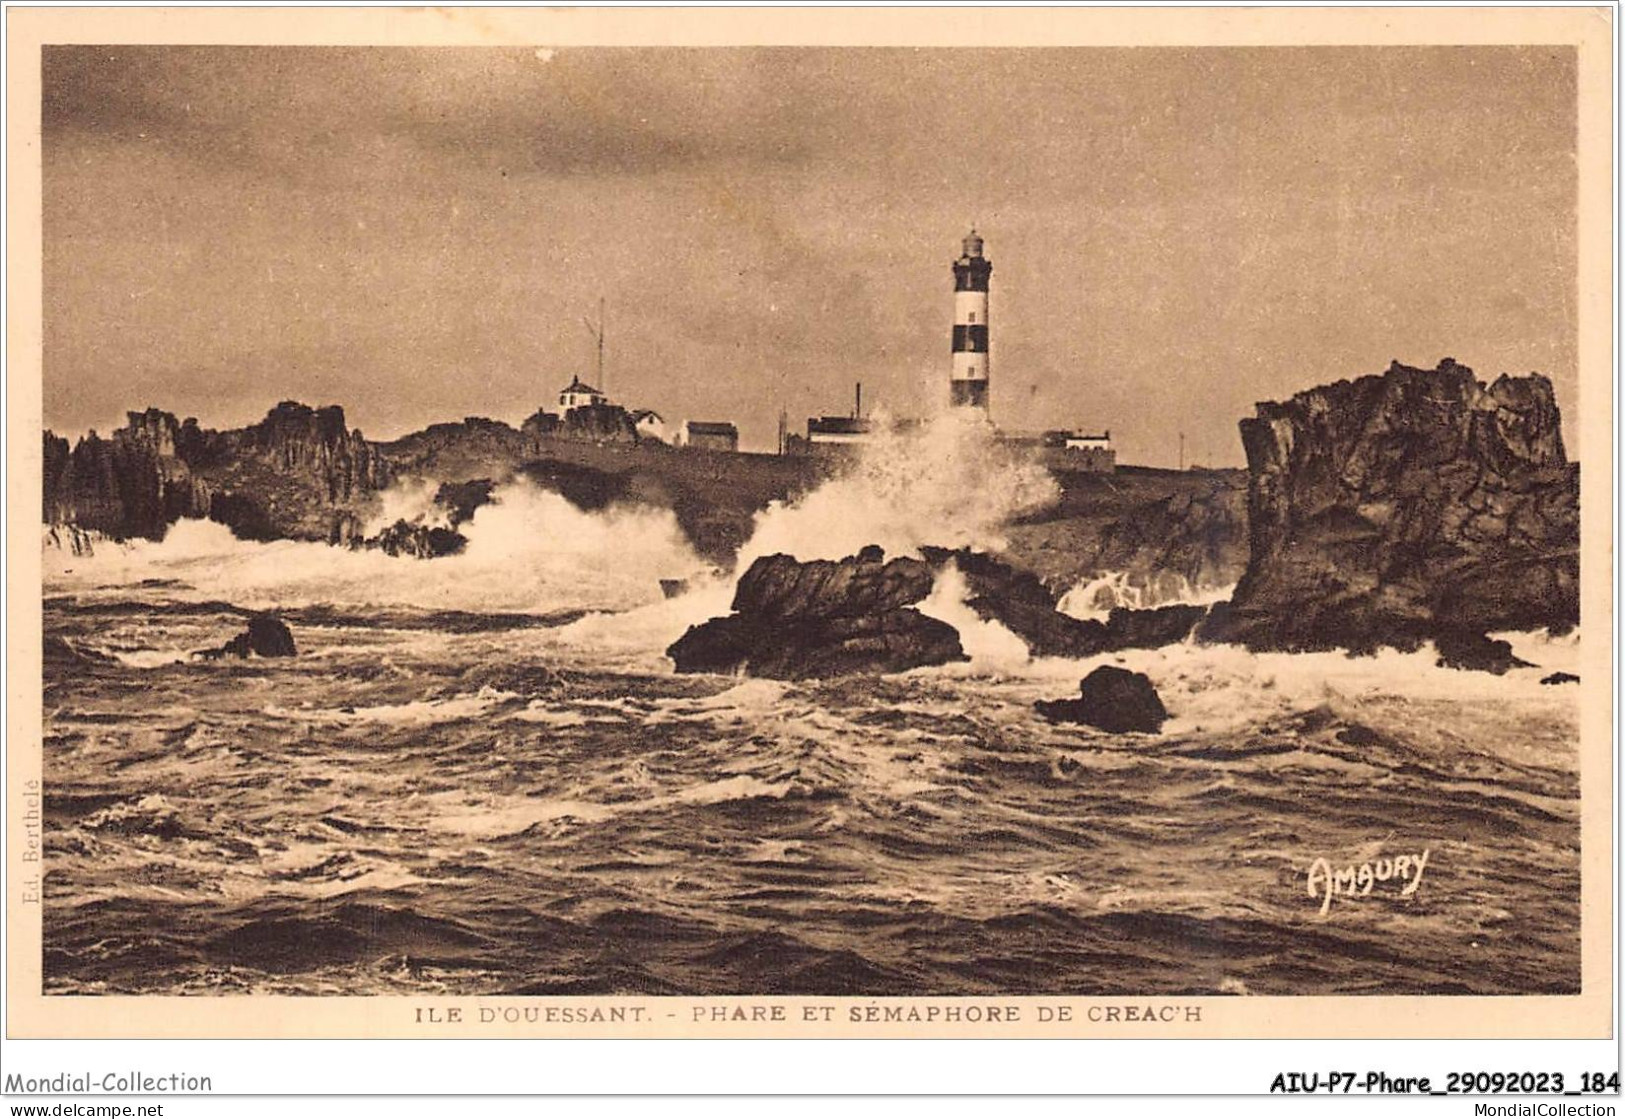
[543,410,1068,660]
[1058,570,1236,621]
[43,480,706,615]
[739,408,1059,566]
[361,477,454,536]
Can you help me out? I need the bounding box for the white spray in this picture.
[45,478,707,615]
[740,408,1059,567]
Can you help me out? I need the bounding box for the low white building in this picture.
[1033,428,1115,472]
[807,416,872,447]
[631,410,667,443]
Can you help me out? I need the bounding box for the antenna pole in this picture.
[598,296,606,393]
[1178,432,1185,471]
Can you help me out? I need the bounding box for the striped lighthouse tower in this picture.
[950,229,992,410]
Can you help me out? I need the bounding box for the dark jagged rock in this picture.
[556,402,639,445]
[346,478,488,560]
[667,614,759,674]
[207,403,387,541]
[44,402,387,543]
[669,546,1214,679]
[204,614,297,660]
[1097,604,1210,652]
[921,547,1209,658]
[921,546,1087,656]
[43,413,211,541]
[433,479,497,525]
[1202,359,1578,658]
[519,403,652,450]
[733,547,936,620]
[1433,629,1531,675]
[1541,671,1580,686]
[667,549,964,678]
[43,523,100,557]
[1036,666,1169,734]
[669,609,964,679]
[1082,481,1248,594]
[249,614,298,657]
[241,402,384,501]
[367,520,467,558]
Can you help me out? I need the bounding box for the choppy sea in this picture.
[39,491,1581,998]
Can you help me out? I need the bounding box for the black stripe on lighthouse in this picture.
[954,266,991,293]
[952,324,989,352]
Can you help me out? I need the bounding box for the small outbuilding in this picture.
[631,409,668,444]
[683,420,739,452]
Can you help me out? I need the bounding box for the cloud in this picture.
[40,45,1579,462]
[44,46,841,183]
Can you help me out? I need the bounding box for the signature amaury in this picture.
[1306,850,1430,917]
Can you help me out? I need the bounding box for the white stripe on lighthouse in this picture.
[951,351,987,382]
[953,291,989,325]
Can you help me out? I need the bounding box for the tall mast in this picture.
[582,297,607,394]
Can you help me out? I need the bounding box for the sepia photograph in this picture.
[6,6,1614,1054]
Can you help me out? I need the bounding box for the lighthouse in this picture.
[949,228,992,410]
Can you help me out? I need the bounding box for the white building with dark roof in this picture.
[558,376,607,411]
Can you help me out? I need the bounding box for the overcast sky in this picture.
[43,46,1576,464]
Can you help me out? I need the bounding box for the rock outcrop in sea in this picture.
[367,520,468,558]
[1203,358,1579,655]
[201,614,297,659]
[667,547,966,678]
[668,547,1214,679]
[359,479,495,558]
[1035,666,1170,734]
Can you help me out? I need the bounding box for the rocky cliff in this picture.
[378,408,645,481]
[44,402,387,543]
[44,389,1251,593]
[378,417,534,482]
[1000,466,1248,603]
[1204,358,1579,652]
